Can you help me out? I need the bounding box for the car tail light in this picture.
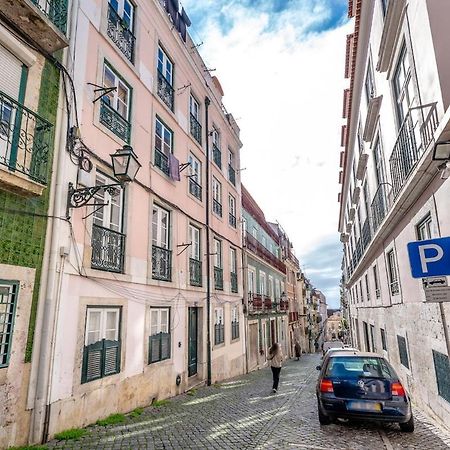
[320,379,334,393]
[391,382,406,397]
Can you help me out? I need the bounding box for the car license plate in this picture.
[347,401,382,412]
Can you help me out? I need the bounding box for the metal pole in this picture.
[204,96,212,386]
[439,303,450,360]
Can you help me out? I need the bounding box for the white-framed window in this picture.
[212,177,222,216]
[261,235,267,248]
[190,94,200,121]
[109,0,135,31]
[230,247,237,274]
[228,149,234,168]
[189,224,201,261]
[373,265,381,298]
[417,214,432,241]
[214,238,222,268]
[212,128,220,149]
[103,63,130,120]
[275,279,281,299]
[93,172,123,232]
[231,305,239,340]
[82,307,121,383]
[387,249,399,295]
[248,266,256,294]
[188,153,201,185]
[259,271,267,296]
[157,46,173,85]
[149,307,171,363]
[252,227,258,239]
[365,273,370,301]
[0,282,18,368]
[229,194,236,228]
[152,205,170,249]
[268,275,274,300]
[393,41,414,126]
[214,307,224,345]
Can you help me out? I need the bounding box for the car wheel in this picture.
[399,414,415,432]
[318,403,332,425]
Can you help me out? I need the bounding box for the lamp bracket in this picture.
[176,242,192,256]
[67,182,122,218]
[87,83,118,103]
[179,162,191,173]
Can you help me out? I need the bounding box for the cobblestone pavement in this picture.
[47,355,450,449]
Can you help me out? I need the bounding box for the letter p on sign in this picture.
[407,237,450,278]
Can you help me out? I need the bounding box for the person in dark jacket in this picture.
[294,340,301,360]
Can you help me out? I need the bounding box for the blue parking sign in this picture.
[407,237,450,278]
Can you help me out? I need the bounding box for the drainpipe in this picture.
[241,238,249,374]
[28,0,79,443]
[204,96,212,386]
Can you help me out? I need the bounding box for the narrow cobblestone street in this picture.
[46,355,450,449]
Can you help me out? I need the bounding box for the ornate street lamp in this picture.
[432,142,450,179]
[67,145,141,217]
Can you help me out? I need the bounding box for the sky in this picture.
[182,0,352,308]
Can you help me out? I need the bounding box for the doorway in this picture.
[188,307,198,377]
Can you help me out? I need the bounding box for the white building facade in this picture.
[339,0,450,428]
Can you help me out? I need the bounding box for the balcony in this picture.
[228,165,236,186]
[91,224,126,273]
[189,178,202,200]
[0,0,69,53]
[190,113,202,145]
[189,258,202,287]
[0,90,53,194]
[107,4,136,63]
[230,272,238,293]
[370,183,390,234]
[152,245,172,281]
[247,294,288,315]
[212,144,221,168]
[214,266,223,290]
[245,232,286,274]
[99,99,131,143]
[157,71,174,111]
[154,148,170,176]
[229,213,236,228]
[212,199,222,217]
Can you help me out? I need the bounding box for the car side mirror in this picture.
[316,365,321,371]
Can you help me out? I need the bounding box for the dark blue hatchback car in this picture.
[316,351,414,432]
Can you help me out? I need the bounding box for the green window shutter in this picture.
[149,334,161,363]
[103,339,120,376]
[161,332,171,361]
[82,340,103,383]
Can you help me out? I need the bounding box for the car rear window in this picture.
[325,356,395,379]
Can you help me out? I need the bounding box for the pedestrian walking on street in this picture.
[294,340,301,361]
[267,343,284,393]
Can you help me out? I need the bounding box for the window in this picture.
[387,249,399,295]
[248,267,256,294]
[365,274,370,301]
[149,308,170,363]
[261,235,266,248]
[370,324,376,352]
[211,128,221,168]
[82,307,121,383]
[275,278,281,300]
[214,307,224,345]
[252,227,258,240]
[101,63,131,142]
[189,225,201,287]
[92,172,125,273]
[107,0,136,62]
[189,95,201,144]
[228,149,236,185]
[212,177,222,217]
[380,328,387,351]
[152,205,171,281]
[365,54,376,103]
[381,0,389,16]
[433,350,450,404]
[397,335,410,369]
[213,239,223,290]
[373,265,381,298]
[268,275,274,300]
[188,153,202,200]
[355,284,359,303]
[359,279,364,302]
[157,46,174,110]
[393,42,414,126]
[231,305,239,340]
[0,282,18,368]
[363,321,370,352]
[417,214,432,240]
[154,117,173,175]
[228,194,236,228]
[230,247,238,293]
[259,272,267,296]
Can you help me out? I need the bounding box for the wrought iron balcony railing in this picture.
[230,272,238,293]
[152,245,172,281]
[229,213,236,228]
[361,218,371,251]
[389,103,439,199]
[228,164,236,186]
[213,199,222,217]
[214,266,223,290]
[390,280,399,296]
[107,4,136,63]
[245,232,286,274]
[157,71,174,111]
[189,258,202,287]
[370,183,390,234]
[32,0,68,34]
[91,224,126,273]
[154,148,169,175]
[189,178,202,200]
[99,99,131,143]
[212,144,221,168]
[189,113,202,145]
[0,90,53,185]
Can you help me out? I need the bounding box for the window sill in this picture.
[148,357,172,366]
[213,342,225,349]
[0,166,46,197]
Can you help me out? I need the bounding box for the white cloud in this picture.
[183,1,351,305]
